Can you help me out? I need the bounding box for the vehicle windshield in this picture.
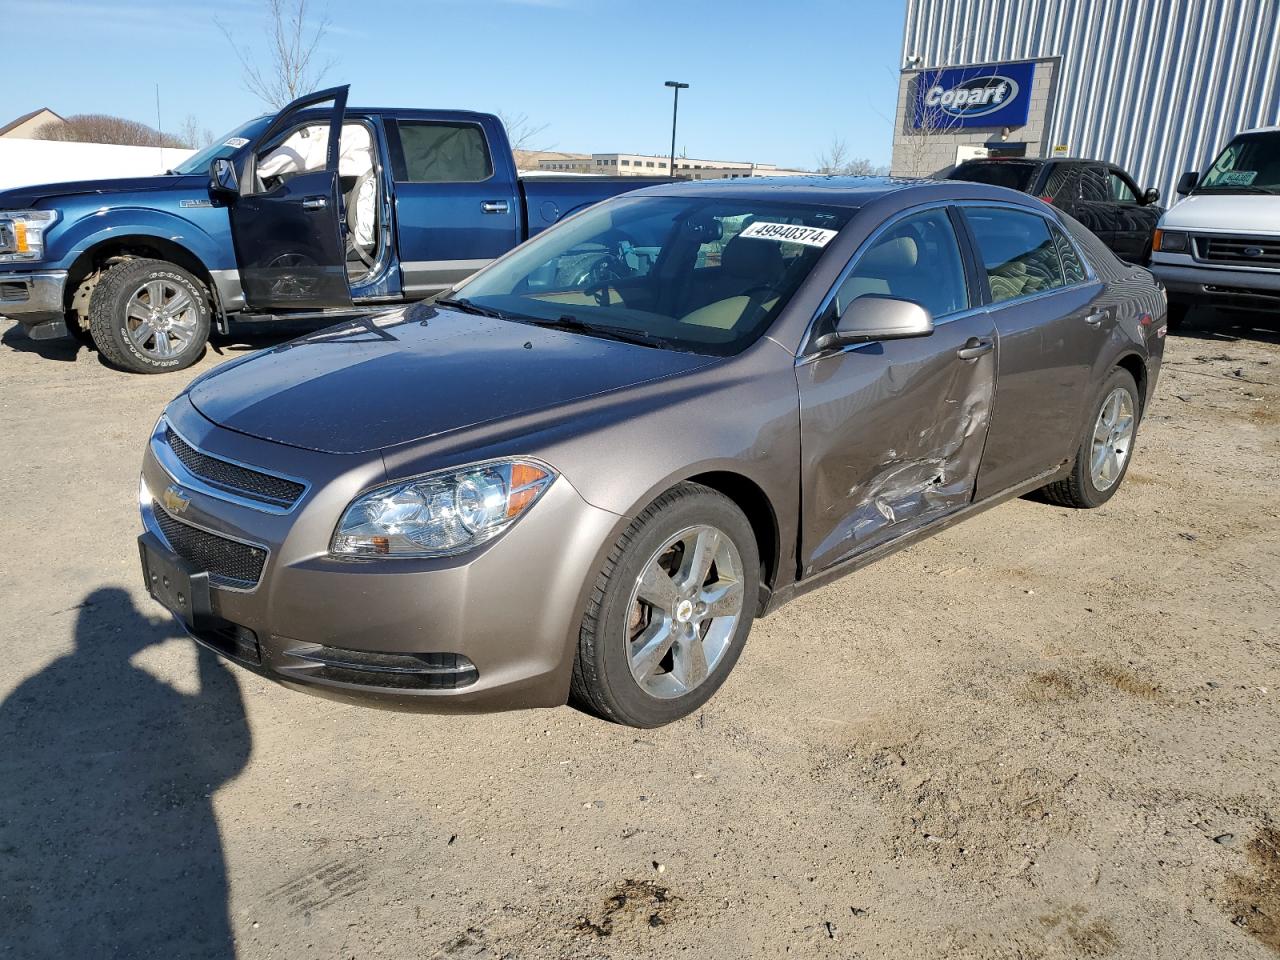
[448,195,852,355]
[1197,131,1280,193]
[949,160,1038,192]
[169,117,271,175]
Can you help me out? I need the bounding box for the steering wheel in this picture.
[577,254,633,305]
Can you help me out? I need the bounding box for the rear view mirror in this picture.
[209,158,239,197]
[816,295,934,350]
[1176,171,1198,196]
[1142,187,1160,205]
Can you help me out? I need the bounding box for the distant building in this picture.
[0,108,66,139]
[514,149,592,172]
[537,152,810,179]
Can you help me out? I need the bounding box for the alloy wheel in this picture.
[1090,387,1135,491]
[625,524,745,700]
[124,279,200,360]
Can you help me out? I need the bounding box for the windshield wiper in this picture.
[434,297,513,320]
[529,314,664,349]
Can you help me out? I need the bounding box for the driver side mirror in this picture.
[209,158,240,197]
[815,295,934,351]
[1141,187,1160,205]
[1176,171,1198,196]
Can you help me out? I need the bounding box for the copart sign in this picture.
[913,61,1036,129]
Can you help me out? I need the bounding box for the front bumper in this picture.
[139,397,623,713]
[1150,261,1280,312]
[0,270,68,336]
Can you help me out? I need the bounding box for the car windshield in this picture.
[448,195,853,355]
[168,117,270,175]
[949,160,1038,192]
[1197,131,1280,193]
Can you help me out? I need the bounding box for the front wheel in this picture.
[89,258,211,374]
[570,483,760,727]
[1039,368,1140,509]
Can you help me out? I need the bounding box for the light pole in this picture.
[664,80,689,178]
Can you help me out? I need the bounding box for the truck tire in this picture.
[89,259,211,374]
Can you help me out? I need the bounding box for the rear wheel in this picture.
[1040,368,1140,509]
[89,258,210,374]
[570,483,760,727]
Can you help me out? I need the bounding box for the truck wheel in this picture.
[89,259,211,374]
[570,483,760,727]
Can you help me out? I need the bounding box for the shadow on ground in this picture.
[1175,306,1280,345]
[0,588,251,959]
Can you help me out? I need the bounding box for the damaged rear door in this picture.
[796,205,996,576]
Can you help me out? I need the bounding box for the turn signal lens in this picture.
[331,459,556,558]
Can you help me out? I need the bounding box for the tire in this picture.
[570,482,760,728]
[1040,368,1141,509]
[1166,299,1189,331]
[89,258,210,374]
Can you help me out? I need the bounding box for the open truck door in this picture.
[219,85,354,310]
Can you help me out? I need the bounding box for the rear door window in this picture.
[1078,165,1111,203]
[962,207,1067,303]
[395,121,492,183]
[1039,164,1079,203]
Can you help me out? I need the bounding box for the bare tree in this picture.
[176,115,215,150]
[36,115,185,148]
[495,110,551,152]
[218,0,335,108]
[814,136,887,176]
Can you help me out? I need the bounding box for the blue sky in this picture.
[1,0,905,170]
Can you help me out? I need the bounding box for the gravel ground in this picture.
[0,309,1277,960]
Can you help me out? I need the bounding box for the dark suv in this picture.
[948,158,1164,263]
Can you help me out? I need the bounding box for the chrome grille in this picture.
[164,427,305,507]
[152,501,266,588]
[1194,234,1280,268]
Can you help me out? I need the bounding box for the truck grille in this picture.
[1194,234,1280,268]
[152,501,267,588]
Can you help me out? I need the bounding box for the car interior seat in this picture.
[680,234,786,329]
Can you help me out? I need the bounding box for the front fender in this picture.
[48,204,235,272]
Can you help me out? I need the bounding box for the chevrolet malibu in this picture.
[139,177,1167,727]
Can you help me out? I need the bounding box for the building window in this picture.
[646,161,655,167]
[621,159,630,166]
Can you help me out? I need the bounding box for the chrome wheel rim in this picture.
[124,279,199,359]
[625,524,745,700]
[1090,387,1135,491]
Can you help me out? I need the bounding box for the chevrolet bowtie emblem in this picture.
[163,485,192,515]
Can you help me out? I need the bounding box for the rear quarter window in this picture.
[1055,210,1116,278]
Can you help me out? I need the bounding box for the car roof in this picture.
[628,175,1048,210]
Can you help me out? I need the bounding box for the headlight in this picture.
[331,459,555,558]
[0,209,59,263]
[1153,228,1188,253]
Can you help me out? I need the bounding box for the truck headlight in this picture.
[1152,229,1188,253]
[331,459,555,558]
[0,209,59,263]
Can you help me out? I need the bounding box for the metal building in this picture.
[891,0,1280,201]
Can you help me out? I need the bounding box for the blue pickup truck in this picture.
[0,86,661,372]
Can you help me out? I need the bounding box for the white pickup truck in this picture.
[1149,126,1280,327]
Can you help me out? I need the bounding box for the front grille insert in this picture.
[193,621,262,665]
[288,645,479,690]
[152,501,267,588]
[165,427,305,507]
[1194,234,1280,268]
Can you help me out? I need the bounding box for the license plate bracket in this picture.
[138,531,211,628]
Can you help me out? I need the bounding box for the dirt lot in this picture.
[0,310,1277,960]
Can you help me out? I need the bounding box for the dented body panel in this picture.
[797,312,997,575]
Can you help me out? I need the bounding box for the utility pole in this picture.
[664,81,689,178]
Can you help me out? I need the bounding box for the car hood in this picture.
[187,305,720,455]
[1162,192,1280,233]
[0,174,204,208]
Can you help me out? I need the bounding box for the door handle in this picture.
[301,196,328,211]
[1083,310,1107,326]
[481,200,510,214]
[956,337,995,360]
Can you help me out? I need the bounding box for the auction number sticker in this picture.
[222,137,250,148]
[1217,170,1257,186]
[738,221,838,248]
